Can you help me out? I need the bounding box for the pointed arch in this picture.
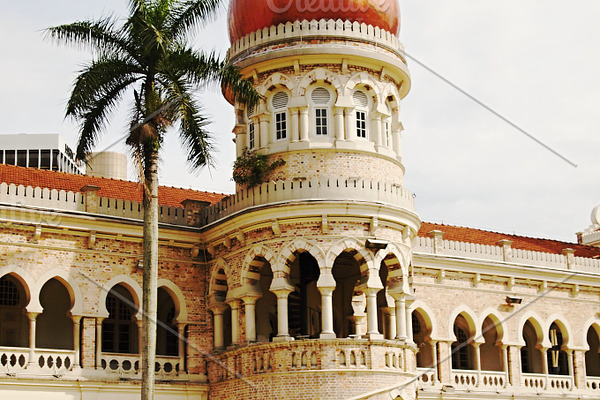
[342,71,381,105]
[517,312,545,347]
[34,269,84,316]
[582,318,600,349]
[0,265,35,311]
[240,244,277,287]
[208,257,231,303]
[409,300,438,340]
[373,243,409,282]
[448,305,480,341]
[479,309,505,343]
[157,278,188,324]
[545,315,572,348]
[296,67,344,97]
[326,237,374,277]
[257,72,296,96]
[276,238,326,279]
[97,275,142,319]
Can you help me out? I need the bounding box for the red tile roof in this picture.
[419,222,600,259]
[0,164,226,207]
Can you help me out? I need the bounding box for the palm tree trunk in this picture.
[141,149,159,400]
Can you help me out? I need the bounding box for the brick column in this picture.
[507,345,522,387]
[572,349,587,388]
[80,317,96,368]
[181,199,210,227]
[437,341,453,384]
[81,185,101,213]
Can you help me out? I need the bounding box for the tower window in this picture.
[311,87,332,136]
[384,102,392,147]
[315,108,328,135]
[353,90,369,139]
[248,123,255,149]
[271,91,289,141]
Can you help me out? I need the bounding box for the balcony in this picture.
[0,346,75,375]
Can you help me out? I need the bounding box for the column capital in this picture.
[316,273,336,289]
[225,297,242,310]
[209,302,229,314]
[26,311,40,320]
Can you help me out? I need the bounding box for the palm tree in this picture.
[47,1,258,398]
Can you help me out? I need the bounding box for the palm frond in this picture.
[168,0,224,40]
[67,57,142,117]
[45,18,131,56]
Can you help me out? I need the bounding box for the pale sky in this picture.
[1,0,599,243]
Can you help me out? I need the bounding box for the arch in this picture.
[516,311,545,347]
[408,300,438,340]
[296,67,344,97]
[342,71,381,104]
[545,314,572,348]
[36,278,74,350]
[208,257,231,301]
[257,72,296,96]
[326,237,374,283]
[0,265,35,311]
[240,244,277,287]
[277,238,326,280]
[97,275,142,319]
[447,305,480,341]
[582,319,600,348]
[157,278,188,323]
[479,309,505,343]
[34,269,84,316]
[374,244,409,287]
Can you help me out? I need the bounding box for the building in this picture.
[1,1,600,399]
[0,134,85,175]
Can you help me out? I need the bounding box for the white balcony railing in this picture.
[0,347,75,374]
[100,353,182,377]
[587,376,600,392]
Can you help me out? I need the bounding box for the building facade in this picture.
[1,1,600,399]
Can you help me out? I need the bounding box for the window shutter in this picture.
[272,91,289,110]
[311,87,331,104]
[353,91,368,108]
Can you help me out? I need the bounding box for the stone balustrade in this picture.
[227,19,406,62]
[587,376,600,392]
[0,347,75,374]
[208,339,415,383]
[100,353,182,378]
[202,177,415,226]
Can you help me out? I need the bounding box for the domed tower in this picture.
[204,1,420,398]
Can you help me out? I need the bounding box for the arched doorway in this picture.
[521,319,543,374]
[0,274,29,347]
[480,316,503,371]
[288,252,320,338]
[451,314,475,370]
[412,309,434,368]
[585,326,600,377]
[36,278,73,349]
[255,259,276,342]
[156,288,178,356]
[548,322,569,375]
[102,285,139,354]
[332,251,361,338]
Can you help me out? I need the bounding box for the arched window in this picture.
[521,320,543,373]
[383,102,392,147]
[271,91,289,140]
[353,90,369,139]
[548,322,569,375]
[247,106,256,149]
[0,275,28,347]
[103,285,138,354]
[585,326,600,377]
[310,87,332,136]
[157,288,179,357]
[452,315,474,370]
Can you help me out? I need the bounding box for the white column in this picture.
[259,117,269,148]
[502,345,509,385]
[290,108,299,142]
[371,114,382,146]
[273,289,293,341]
[393,295,407,340]
[388,307,397,340]
[299,108,309,141]
[334,108,344,141]
[212,307,225,350]
[95,317,104,369]
[27,312,39,367]
[363,288,383,339]
[405,299,415,343]
[243,296,258,343]
[431,340,439,380]
[567,349,574,380]
[319,286,336,339]
[177,323,186,370]
[392,125,402,156]
[228,300,241,346]
[345,108,354,141]
[72,315,82,367]
[541,347,549,389]
[474,342,482,386]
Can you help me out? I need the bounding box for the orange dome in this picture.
[228,0,400,43]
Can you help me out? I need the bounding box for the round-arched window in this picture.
[353,90,369,139]
[271,91,289,141]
